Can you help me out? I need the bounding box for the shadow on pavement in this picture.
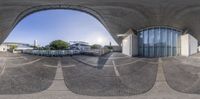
[62,55,158,96]
[96,53,112,69]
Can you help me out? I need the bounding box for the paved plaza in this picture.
[0,52,199,98]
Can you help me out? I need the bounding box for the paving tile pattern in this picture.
[0,57,57,94]
[63,54,158,96]
[163,57,200,94]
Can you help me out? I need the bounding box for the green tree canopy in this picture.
[91,44,102,49]
[104,45,113,51]
[106,46,113,50]
[49,40,69,50]
[9,45,17,50]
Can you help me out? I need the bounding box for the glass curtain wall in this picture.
[138,27,181,57]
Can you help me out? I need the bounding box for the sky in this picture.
[5,9,118,46]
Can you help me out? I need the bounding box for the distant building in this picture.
[0,44,8,52]
[15,45,34,51]
[0,42,33,52]
[70,41,91,52]
[34,40,38,47]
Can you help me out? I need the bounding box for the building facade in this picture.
[0,44,8,52]
[122,27,199,57]
[70,41,91,53]
[0,42,34,52]
[1,1,200,58]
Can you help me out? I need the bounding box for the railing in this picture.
[23,50,76,56]
[23,48,110,57]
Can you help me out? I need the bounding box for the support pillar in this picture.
[181,34,198,56]
[122,29,138,56]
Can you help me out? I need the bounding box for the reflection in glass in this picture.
[138,27,181,57]
[149,29,154,57]
[144,30,149,57]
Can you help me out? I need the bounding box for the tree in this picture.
[107,46,113,50]
[44,45,50,50]
[9,45,17,50]
[49,40,69,50]
[104,45,113,52]
[9,45,17,53]
[91,44,102,49]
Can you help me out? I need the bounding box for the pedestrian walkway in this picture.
[46,60,69,91]
[133,58,200,99]
[0,58,200,99]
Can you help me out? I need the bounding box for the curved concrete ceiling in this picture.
[1,0,200,44]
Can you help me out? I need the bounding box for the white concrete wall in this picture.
[122,35,132,56]
[0,44,8,52]
[189,35,198,55]
[122,30,138,56]
[198,46,200,52]
[181,34,198,56]
[181,34,189,56]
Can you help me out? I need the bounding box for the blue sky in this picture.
[5,9,118,46]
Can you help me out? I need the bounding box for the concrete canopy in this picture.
[1,0,200,44]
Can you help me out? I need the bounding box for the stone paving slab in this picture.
[0,53,200,98]
[0,57,57,94]
[47,60,68,91]
[72,52,158,68]
[62,56,158,96]
[0,58,200,98]
[163,57,200,94]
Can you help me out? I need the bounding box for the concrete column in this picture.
[198,46,200,52]
[122,29,138,56]
[181,34,198,56]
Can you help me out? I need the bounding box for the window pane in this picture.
[161,28,167,57]
[144,30,149,57]
[138,27,180,57]
[154,28,161,57]
[167,29,172,56]
[139,31,143,56]
[149,29,154,57]
[172,31,177,56]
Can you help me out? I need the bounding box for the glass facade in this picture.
[138,27,181,57]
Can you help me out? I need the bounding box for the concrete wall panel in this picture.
[122,35,132,56]
[122,30,138,57]
[189,35,198,55]
[181,34,189,56]
[3,1,200,45]
[181,34,198,56]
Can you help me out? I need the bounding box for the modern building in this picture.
[121,28,198,57]
[0,44,8,52]
[0,42,34,52]
[70,41,91,53]
[15,44,34,51]
[34,40,38,47]
[0,1,200,58]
